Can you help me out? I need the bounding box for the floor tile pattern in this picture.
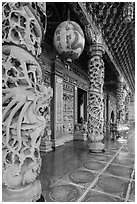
[45,184,80,202]
[69,170,94,184]
[38,128,135,202]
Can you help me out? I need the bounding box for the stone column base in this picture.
[89,142,105,153]
[74,132,87,141]
[64,134,74,142]
[51,138,65,150]
[40,140,53,152]
[2,179,42,202]
[106,123,110,131]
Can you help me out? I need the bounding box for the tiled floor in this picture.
[38,127,135,202]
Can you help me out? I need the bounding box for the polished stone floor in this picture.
[38,127,135,202]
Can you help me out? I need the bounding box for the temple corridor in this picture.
[2,2,135,202]
[38,126,135,202]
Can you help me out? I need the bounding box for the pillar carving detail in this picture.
[2,2,53,202]
[87,36,105,152]
[116,77,126,124]
[125,92,130,123]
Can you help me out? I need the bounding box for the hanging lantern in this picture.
[53,20,85,63]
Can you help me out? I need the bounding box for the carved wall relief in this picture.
[2,2,53,198]
[40,105,52,152]
[63,83,74,135]
[55,76,63,138]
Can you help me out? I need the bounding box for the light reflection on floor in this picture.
[38,127,135,202]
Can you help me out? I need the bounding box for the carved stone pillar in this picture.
[128,94,135,124]
[125,96,130,124]
[85,25,105,152]
[125,88,130,124]
[2,2,53,202]
[106,93,110,131]
[116,76,126,124]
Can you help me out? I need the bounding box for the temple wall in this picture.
[39,45,89,149]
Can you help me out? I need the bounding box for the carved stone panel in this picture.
[55,76,63,138]
[63,82,74,135]
[74,86,78,124]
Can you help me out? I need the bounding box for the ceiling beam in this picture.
[76,2,133,92]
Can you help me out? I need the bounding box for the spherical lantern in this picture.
[54,20,85,62]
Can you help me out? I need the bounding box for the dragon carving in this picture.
[88,56,104,142]
[2,2,53,190]
[2,44,53,189]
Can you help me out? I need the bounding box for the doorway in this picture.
[110,110,115,123]
[77,88,87,123]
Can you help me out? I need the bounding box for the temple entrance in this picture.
[110,110,115,123]
[77,88,87,123]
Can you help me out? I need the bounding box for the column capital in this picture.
[88,43,105,58]
[85,24,103,44]
[118,76,124,83]
[85,25,105,57]
[117,76,126,89]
